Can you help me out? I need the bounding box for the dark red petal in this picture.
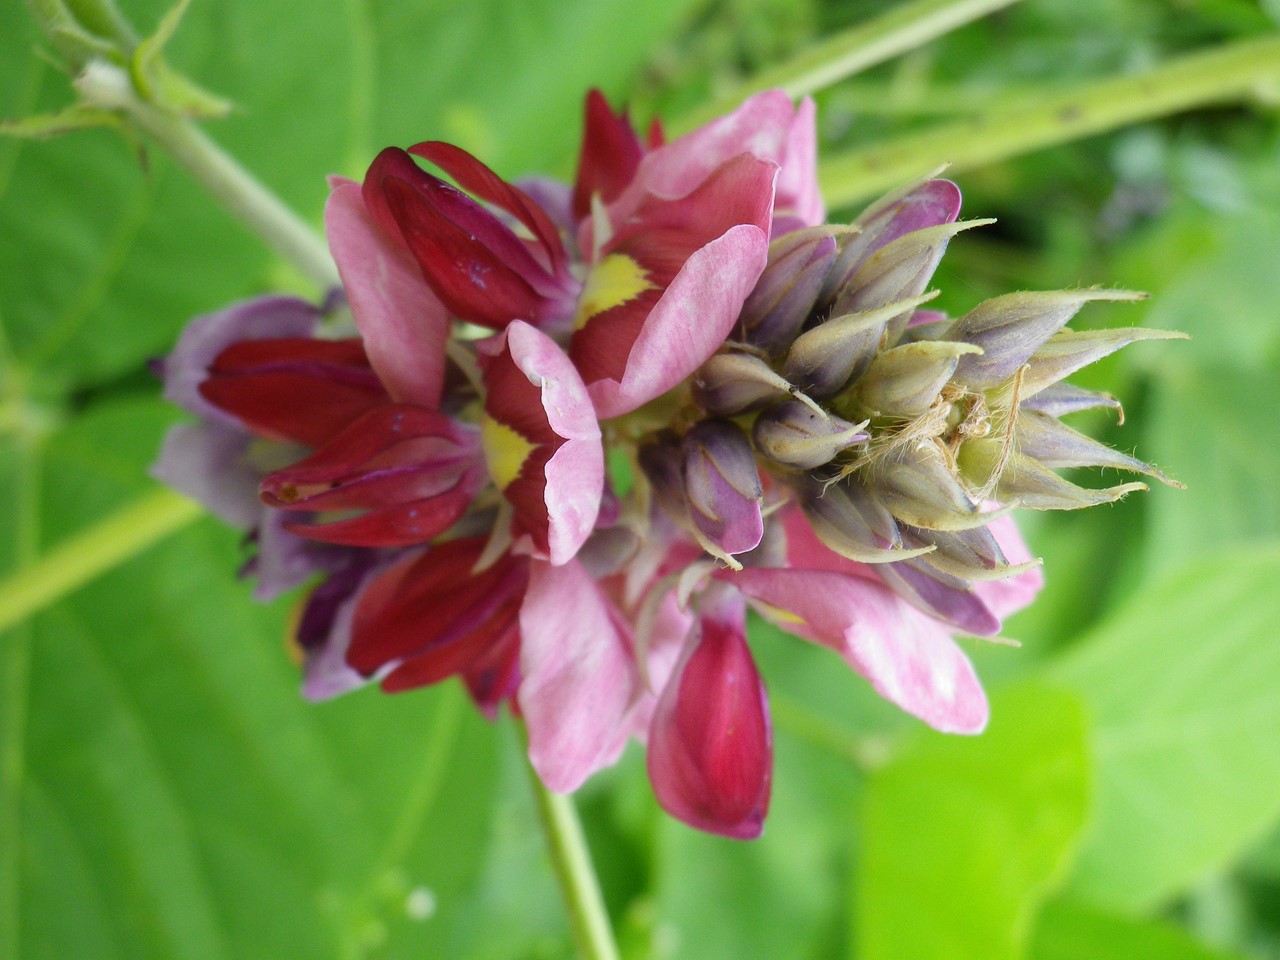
[409,140,568,275]
[572,89,645,221]
[647,602,773,839]
[382,177,551,328]
[281,482,474,548]
[198,337,387,447]
[350,540,529,681]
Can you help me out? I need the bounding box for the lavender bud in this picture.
[855,340,983,418]
[693,352,793,416]
[638,432,687,519]
[683,421,765,560]
[794,475,933,564]
[959,440,1147,510]
[876,442,986,531]
[782,293,934,398]
[1021,382,1123,419]
[740,230,839,355]
[900,524,1041,583]
[753,400,868,470]
[877,557,1001,636]
[949,289,1147,390]
[1016,410,1181,487]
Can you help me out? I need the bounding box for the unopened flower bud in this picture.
[740,230,839,355]
[855,340,983,418]
[638,432,687,519]
[818,179,962,305]
[1021,382,1122,419]
[949,289,1146,390]
[782,293,933,398]
[753,400,867,470]
[794,475,933,564]
[832,219,992,322]
[683,421,764,560]
[900,523,1041,583]
[876,442,985,531]
[693,352,793,416]
[877,555,1001,636]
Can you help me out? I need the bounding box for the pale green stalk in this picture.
[74,60,339,290]
[524,751,621,960]
[0,438,38,960]
[821,33,1280,208]
[672,0,1023,133]
[0,488,201,637]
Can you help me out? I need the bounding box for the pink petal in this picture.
[518,559,640,792]
[772,96,824,231]
[647,590,772,839]
[325,178,451,408]
[586,223,769,418]
[734,568,989,734]
[974,514,1044,619]
[480,321,604,565]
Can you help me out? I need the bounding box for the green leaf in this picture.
[12,397,507,959]
[1031,898,1251,960]
[855,683,1090,960]
[0,104,125,139]
[1052,546,1280,912]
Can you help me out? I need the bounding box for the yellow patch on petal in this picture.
[481,414,536,491]
[573,253,655,331]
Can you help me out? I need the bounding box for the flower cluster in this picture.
[153,89,1177,838]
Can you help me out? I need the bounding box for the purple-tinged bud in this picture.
[782,293,934,398]
[877,556,1001,636]
[638,432,687,520]
[949,289,1147,390]
[818,178,962,306]
[855,340,983,418]
[876,442,986,531]
[753,400,868,470]
[1021,382,1123,419]
[683,421,765,562]
[693,352,793,416]
[1020,327,1189,398]
[794,475,934,564]
[740,230,839,355]
[959,439,1147,510]
[900,524,1042,584]
[1016,410,1182,487]
[832,219,993,327]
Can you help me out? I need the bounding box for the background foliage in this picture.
[2,0,1279,957]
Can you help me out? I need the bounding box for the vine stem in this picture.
[73,60,339,290]
[523,740,621,960]
[820,33,1280,208]
[0,487,200,637]
[674,0,1023,132]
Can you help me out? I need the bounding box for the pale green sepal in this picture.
[0,103,124,139]
[857,339,982,417]
[130,0,232,118]
[1020,327,1189,398]
[996,453,1148,510]
[1017,409,1184,488]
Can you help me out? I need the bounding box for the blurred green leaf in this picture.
[1052,545,1280,913]
[14,397,508,960]
[855,684,1090,960]
[1031,898,1250,960]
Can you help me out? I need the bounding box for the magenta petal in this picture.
[518,559,639,792]
[587,223,770,418]
[647,591,772,839]
[735,568,989,734]
[325,178,450,408]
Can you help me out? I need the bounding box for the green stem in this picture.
[820,33,1280,209]
[672,0,1023,133]
[1,438,41,960]
[74,61,339,290]
[524,748,620,960]
[0,486,200,636]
